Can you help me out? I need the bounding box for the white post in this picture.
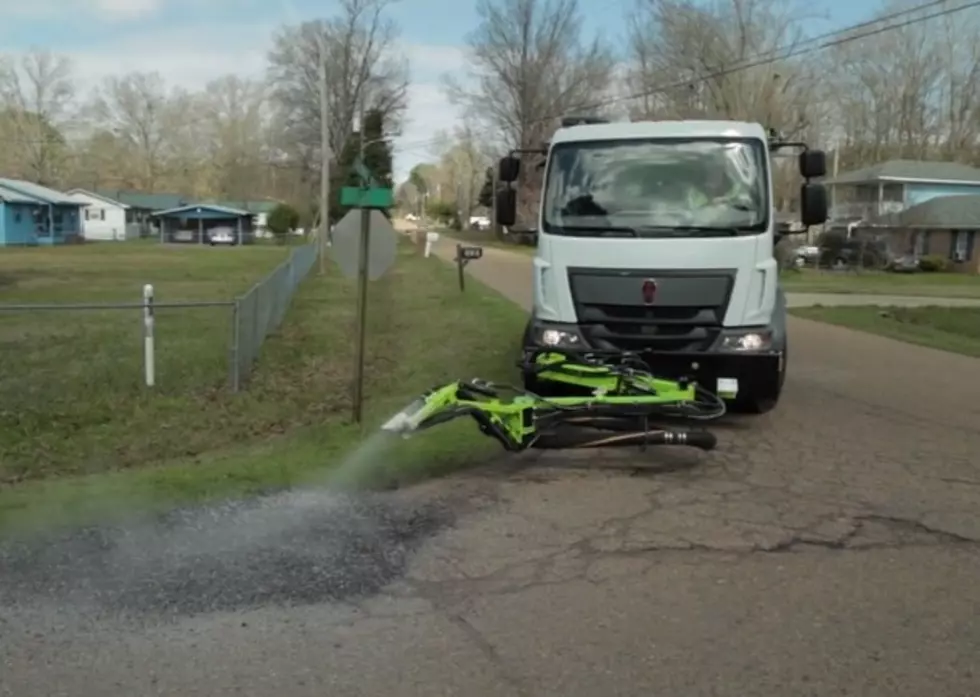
[143,283,155,387]
[424,231,439,258]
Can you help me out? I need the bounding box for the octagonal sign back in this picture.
[330,209,398,280]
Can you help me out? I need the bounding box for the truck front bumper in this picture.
[523,319,784,400]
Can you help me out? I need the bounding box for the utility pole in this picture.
[351,96,371,423]
[318,35,330,275]
[490,165,499,238]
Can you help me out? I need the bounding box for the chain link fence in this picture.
[0,241,319,400]
[229,241,318,390]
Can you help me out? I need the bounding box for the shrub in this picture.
[918,254,949,272]
[266,203,300,244]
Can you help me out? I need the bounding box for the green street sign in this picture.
[340,186,394,208]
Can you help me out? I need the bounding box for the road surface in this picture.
[3,241,980,696]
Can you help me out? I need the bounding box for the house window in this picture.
[952,230,973,261]
[912,231,925,256]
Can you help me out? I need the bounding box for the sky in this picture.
[0,0,880,183]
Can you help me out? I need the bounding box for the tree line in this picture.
[3,0,979,229]
[0,0,403,224]
[404,0,980,228]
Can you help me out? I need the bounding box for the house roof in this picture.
[92,189,196,211]
[874,194,980,229]
[827,159,980,186]
[65,188,131,208]
[0,183,42,204]
[208,199,280,214]
[151,203,252,218]
[0,178,83,205]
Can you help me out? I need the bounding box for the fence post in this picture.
[229,300,241,392]
[143,283,155,387]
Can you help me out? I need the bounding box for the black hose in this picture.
[533,428,716,451]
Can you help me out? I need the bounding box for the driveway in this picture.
[3,243,980,696]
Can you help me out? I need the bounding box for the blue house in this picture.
[0,178,85,246]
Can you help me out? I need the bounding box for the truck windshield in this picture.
[542,138,769,236]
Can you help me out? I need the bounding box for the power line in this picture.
[2,0,976,165]
[588,0,980,119]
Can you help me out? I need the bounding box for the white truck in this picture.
[495,117,828,413]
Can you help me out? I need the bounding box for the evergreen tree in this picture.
[477,166,494,208]
[331,108,394,220]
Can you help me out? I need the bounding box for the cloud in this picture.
[8,22,463,182]
[3,0,175,21]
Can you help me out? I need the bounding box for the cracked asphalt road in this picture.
[3,241,980,696]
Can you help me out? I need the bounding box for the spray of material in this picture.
[0,487,451,619]
[0,408,449,621]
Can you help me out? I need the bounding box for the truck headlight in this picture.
[532,323,584,348]
[719,330,773,352]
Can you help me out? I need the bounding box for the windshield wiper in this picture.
[631,226,742,237]
[559,226,637,237]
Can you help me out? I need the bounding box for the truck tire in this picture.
[730,342,787,415]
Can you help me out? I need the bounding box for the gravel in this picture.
[0,489,452,619]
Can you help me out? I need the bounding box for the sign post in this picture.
[335,158,395,423]
[454,243,484,292]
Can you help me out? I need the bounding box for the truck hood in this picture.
[532,233,777,327]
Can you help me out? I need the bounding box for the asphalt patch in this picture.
[0,490,452,618]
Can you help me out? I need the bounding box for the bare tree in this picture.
[446,0,616,225]
[197,76,272,200]
[0,50,75,184]
[435,122,491,223]
[266,0,409,161]
[826,0,980,168]
[89,72,187,190]
[625,0,821,139]
[447,0,615,149]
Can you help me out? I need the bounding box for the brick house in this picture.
[871,195,980,273]
[827,159,980,273]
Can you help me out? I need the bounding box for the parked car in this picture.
[885,255,921,273]
[792,244,819,267]
[209,227,237,246]
[817,237,889,269]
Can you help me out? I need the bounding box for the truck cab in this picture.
[495,118,827,413]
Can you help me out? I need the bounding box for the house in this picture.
[827,159,980,223]
[827,159,980,273]
[209,199,281,236]
[151,203,255,245]
[90,189,198,238]
[869,195,980,273]
[0,178,85,246]
[64,189,137,241]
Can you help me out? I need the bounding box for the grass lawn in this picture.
[780,268,980,298]
[791,305,980,358]
[0,241,528,532]
[0,242,290,483]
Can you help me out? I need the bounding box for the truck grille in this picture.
[568,268,735,354]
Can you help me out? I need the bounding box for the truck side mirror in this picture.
[498,156,520,183]
[495,188,516,227]
[800,183,828,226]
[799,149,826,179]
